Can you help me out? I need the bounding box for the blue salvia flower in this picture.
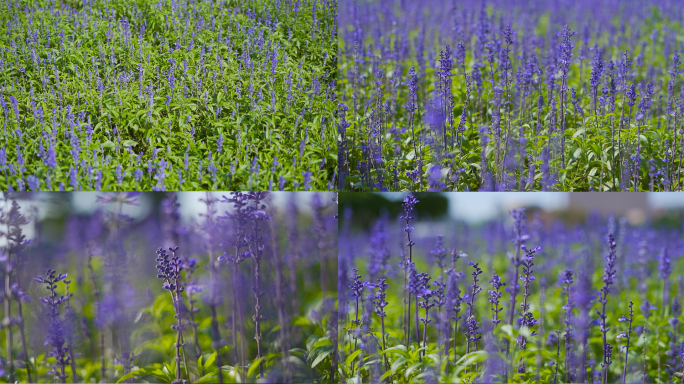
[368,220,390,280]
[217,134,224,154]
[178,169,185,187]
[0,148,6,171]
[134,169,143,185]
[34,270,71,383]
[658,247,672,279]
[114,351,140,375]
[16,145,25,172]
[636,83,654,121]
[46,142,57,171]
[401,193,419,342]
[69,166,78,191]
[558,26,576,78]
[467,315,482,347]
[669,52,681,79]
[559,269,574,382]
[626,84,638,107]
[598,233,618,383]
[348,267,368,360]
[455,41,466,71]
[465,260,483,355]
[155,246,186,383]
[373,278,392,375]
[516,245,540,373]
[431,235,448,274]
[590,46,604,108]
[302,170,312,190]
[417,271,434,359]
[640,300,656,319]
[27,175,39,191]
[488,273,505,326]
[116,165,123,185]
[9,95,19,121]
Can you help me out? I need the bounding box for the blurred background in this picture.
[7,192,331,243]
[338,192,684,230]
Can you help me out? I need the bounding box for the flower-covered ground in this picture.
[338,0,684,191]
[0,0,336,191]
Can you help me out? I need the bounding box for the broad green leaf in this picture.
[246,357,265,378]
[204,351,217,371]
[345,350,363,367]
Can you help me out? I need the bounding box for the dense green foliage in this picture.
[0,0,336,191]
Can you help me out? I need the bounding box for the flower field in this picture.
[0,0,337,191]
[338,0,684,191]
[0,191,337,383]
[339,193,684,383]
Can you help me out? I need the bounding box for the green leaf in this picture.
[572,128,586,139]
[116,369,142,383]
[204,351,217,370]
[101,140,116,150]
[122,140,138,147]
[390,356,408,372]
[116,368,168,383]
[309,345,334,368]
[381,345,409,358]
[246,357,265,378]
[453,350,489,376]
[404,362,421,379]
[573,148,582,159]
[193,373,219,383]
[345,350,363,368]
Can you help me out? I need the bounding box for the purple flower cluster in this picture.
[598,234,618,383]
[466,261,483,354]
[488,274,506,327]
[34,270,71,382]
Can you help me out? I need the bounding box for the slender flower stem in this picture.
[466,261,483,357]
[268,213,290,379]
[561,270,574,383]
[506,209,525,359]
[516,245,540,373]
[401,194,419,344]
[244,192,269,378]
[620,301,634,384]
[4,259,14,382]
[374,278,392,381]
[87,246,106,382]
[598,234,618,384]
[349,269,364,377]
[64,279,78,382]
[422,303,429,360]
[202,193,224,384]
[186,288,203,375]
[16,278,31,383]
